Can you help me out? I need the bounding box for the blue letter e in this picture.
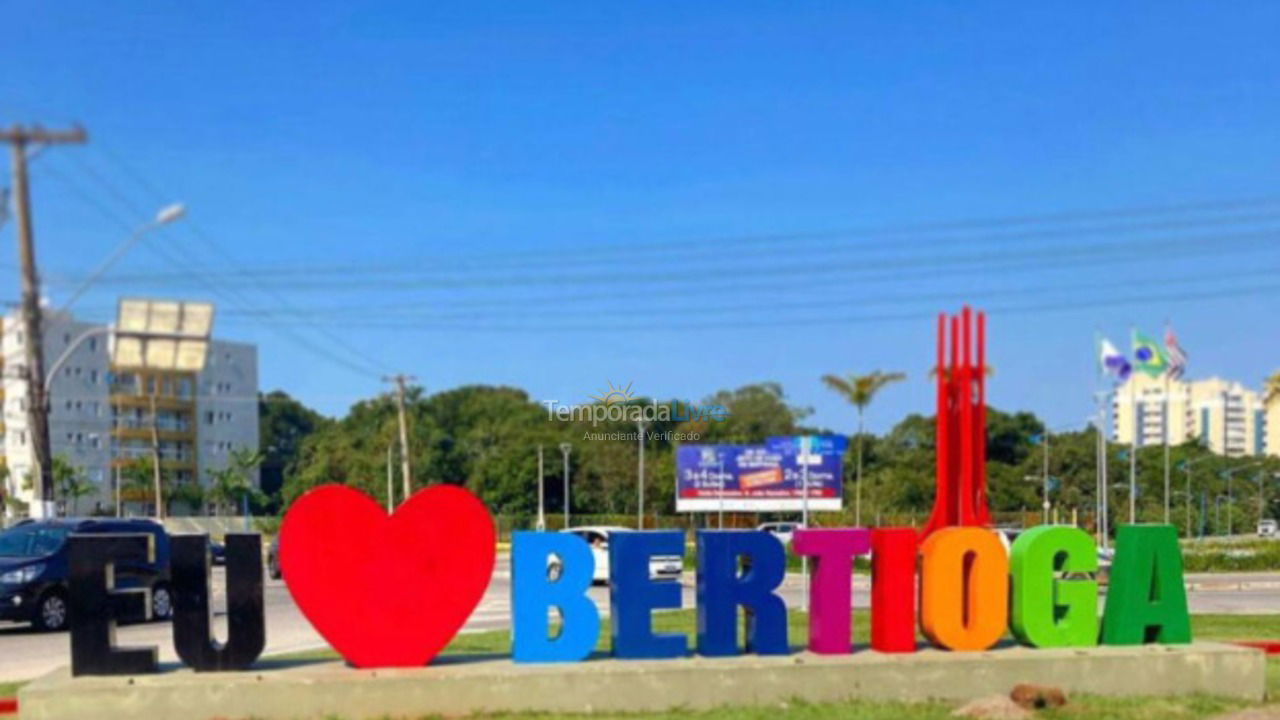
[609,531,687,659]
[511,531,600,663]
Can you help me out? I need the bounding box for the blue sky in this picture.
[3,2,1278,432]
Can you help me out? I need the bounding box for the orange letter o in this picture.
[920,527,1008,651]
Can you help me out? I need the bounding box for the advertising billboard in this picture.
[675,437,844,512]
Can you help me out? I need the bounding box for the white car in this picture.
[757,522,804,547]
[548,526,683,584]
[1258,519,1278,538]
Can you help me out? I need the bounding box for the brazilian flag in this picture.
[1131,329,1168,378]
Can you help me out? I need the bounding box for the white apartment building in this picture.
[1112,373,1270,457]
[2,308,259,517]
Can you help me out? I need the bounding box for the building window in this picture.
[206,410,215,425]
[90,370,98,384]
[88,338,97,352]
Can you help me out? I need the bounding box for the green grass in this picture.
[0,680,23,697]
[275,609,1280,663]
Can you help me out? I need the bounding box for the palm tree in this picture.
[207,448,265,517]
[52,456,95,516]
[820,370,906,526]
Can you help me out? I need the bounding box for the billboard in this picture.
[675,436,844,512]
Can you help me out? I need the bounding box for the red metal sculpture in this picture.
[921,306,991,538]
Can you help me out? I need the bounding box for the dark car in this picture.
[0,518,173,632]
[209,539,227,566]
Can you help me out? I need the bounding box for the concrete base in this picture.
[18,643,1265,720]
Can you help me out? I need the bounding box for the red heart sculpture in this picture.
[279,483,495,668]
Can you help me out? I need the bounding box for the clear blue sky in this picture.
[3,2,1278,433]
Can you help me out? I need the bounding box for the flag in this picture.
[1098,336,1131,381]
[1132,329,1168,378]
[1163,325,1188,380]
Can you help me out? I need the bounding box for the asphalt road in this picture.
[1,558,1276,683]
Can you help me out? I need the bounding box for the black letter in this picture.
[172,534,265,671]
[68,533,157,676]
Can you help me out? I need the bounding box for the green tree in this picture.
[207,447,266,516]
[119,458,158,515]
[52,456,95,516]
[259,390,329,511]
[820,370,906,525]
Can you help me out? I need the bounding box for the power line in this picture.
[235,280,1278,333]
[179,263,1280,325]
[85,145,391,378]
[54,208,1280,289]
[68,149,390,378]
[32,156,387,379]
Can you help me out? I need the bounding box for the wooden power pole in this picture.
[384,374,416,502]
[1,124,87,518]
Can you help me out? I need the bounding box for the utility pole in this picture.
[383,374,416,501]
[1,124,87,518]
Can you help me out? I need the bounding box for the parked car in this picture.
[1258,519,1278,538]
[209,539,227,566]
[547,527,683,584]
[757,522,804,547]
[267,535,282,580]
[0,518,173,632]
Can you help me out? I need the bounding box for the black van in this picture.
[0,518,173,632]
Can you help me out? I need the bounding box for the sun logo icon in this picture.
[590,381,635,406]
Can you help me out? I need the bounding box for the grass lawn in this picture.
[265,611,1280,719]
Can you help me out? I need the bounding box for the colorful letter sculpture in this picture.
[920,526,1007,651]
[921,307,991,538]
[279,484,495,668]
[696,531,788,656]
[1101,525,1192,645]
[792,528,870,654]
[610,531,687,658]
[1009,526,1097,648]
[512,531,601,663]
[172,534,266,671]
[68,533,158,676]
[870,527,918,653]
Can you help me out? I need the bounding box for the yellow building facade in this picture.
[1112,374,1269,457]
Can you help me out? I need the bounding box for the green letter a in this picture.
[1101,525,1191,645]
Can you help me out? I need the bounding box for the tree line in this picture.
[262,382,1280,535]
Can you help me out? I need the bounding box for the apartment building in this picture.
[1,308,259,517]
[1112,373,1270,457]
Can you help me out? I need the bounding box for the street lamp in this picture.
[1176,456,1214,540]
[59,203,186,313]
[637,420,647,530]
[1221,461,1264,537]
[559,443,572,529]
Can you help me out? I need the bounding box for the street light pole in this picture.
[637,420,647,530]
[1042,430,1051,523]
[536,444,545,532]
[559,443,571,529]
[58,203,186,313]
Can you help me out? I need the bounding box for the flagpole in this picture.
[1100,391,1110,549]
[1129,375,1137,525]
[1163,372,1171,525]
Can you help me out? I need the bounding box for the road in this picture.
[1,558,1276,683]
